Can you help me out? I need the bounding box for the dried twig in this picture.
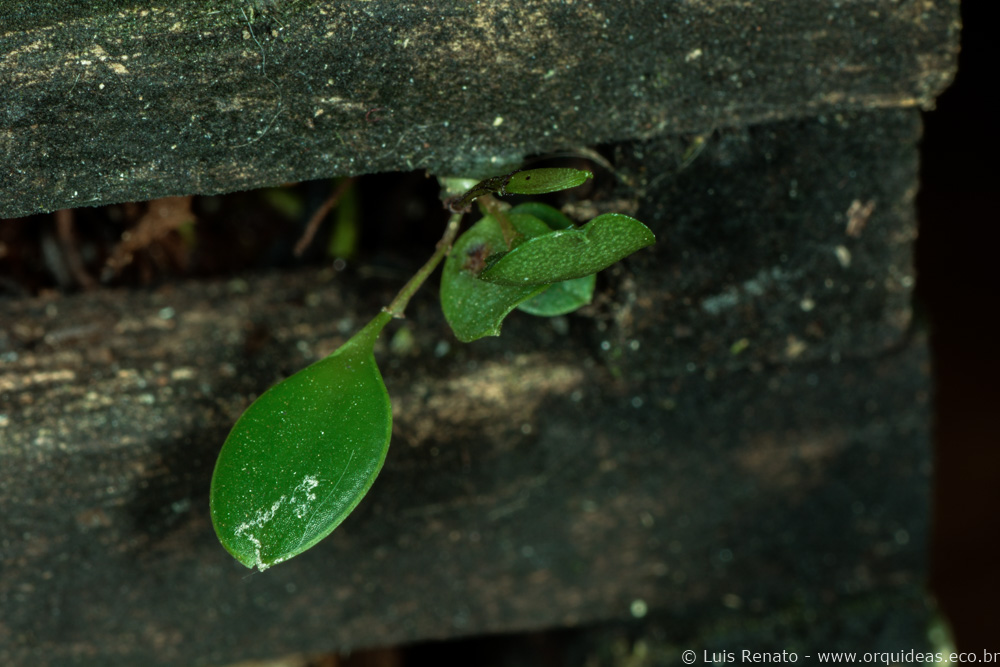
[294,178,356,257]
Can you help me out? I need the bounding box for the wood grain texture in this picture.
[1,0,959,217]
[1,111,933,665]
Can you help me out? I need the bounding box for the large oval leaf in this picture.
[478,213,655,286]
[210,311,393,571]
[441,213,551,342]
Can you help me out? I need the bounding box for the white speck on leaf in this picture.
[234,496,286,570]
[291,475,320,518]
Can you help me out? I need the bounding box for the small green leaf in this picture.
[210,311,393,571]
[441,213,551,342]
[446,169,592,211]
[327,179,360,259]
[503,168,593,195]
[479,213,655,286]
[517,274,596,316]
[509,202,575,230]
[262,187,304,220]
[509,203,595,316]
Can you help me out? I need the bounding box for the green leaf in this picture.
[445,168,592,211]
[517,274,596,316]
[478,213,655,286]
[509,202,575,230]
[509,203,594,316]
[441,212,551,342]
[262,187,304,220]
[210,311,393,571]
[503,168,593,195]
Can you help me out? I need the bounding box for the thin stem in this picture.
[384,211,464,318]
[445,172,513,212]
[294,177,356,257]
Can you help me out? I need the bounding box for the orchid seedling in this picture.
[209,167,655,570]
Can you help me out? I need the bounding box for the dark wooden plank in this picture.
[0,110,933,665]
[1,0,958,218]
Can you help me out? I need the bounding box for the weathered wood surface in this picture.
[1,0,959,218]
[1,110,933,665]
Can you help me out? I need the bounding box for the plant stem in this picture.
[445,172,512,212]
[384,211,464,318]
[478,195,521,249]
[294,177,356,256]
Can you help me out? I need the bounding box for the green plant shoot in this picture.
[210,167,655,571]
